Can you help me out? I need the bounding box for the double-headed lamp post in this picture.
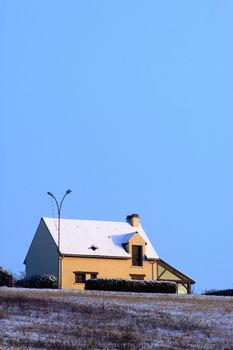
[47,190,72,289]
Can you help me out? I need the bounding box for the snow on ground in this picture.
[0,287,232,349]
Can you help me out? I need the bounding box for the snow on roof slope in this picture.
[43,217,159,259]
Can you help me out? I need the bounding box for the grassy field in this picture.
[0,287,232,350]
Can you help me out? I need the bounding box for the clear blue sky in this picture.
[1,1,233,293]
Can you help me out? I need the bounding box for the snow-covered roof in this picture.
[42,217,159,259]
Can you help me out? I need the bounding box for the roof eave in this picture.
[60,253,131,260]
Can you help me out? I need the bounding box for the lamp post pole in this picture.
[47,190,72,289]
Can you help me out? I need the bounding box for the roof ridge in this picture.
[42,217,135,224]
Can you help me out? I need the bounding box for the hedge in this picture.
[85,278,177,293]
[16,274,57,289]
[0,267,14,287]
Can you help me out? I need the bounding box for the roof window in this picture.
[89,245,98,251]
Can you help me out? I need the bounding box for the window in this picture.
[74,272,98,283]
[130,274,145,280]
[132,245,143,266]
[75,273,86,283]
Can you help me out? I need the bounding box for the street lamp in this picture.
[47,189,72,288]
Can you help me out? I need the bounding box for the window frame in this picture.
[74,271,99,284]
[132,245,143,266]
[74,272,86,284]
[130,274,145,280]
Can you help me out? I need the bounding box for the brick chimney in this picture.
[126,214,140,227]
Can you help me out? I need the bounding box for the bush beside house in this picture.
[16,274,57,289]
[85,278,177,293]
[0,267,14,287]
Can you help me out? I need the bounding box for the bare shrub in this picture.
[0,266,14,287]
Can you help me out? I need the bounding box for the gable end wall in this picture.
[25,219,58,278]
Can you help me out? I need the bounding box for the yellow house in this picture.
[24,214,195,294]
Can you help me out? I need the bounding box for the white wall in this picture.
[25,219,58,278]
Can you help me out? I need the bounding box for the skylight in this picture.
[89,245,98,251]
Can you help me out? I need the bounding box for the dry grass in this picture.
[0,288,232,349]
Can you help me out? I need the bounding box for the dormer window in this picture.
[122,243,129,253]
[89,245,98,251]
[132,245,143,266]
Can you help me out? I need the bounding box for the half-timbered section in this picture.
[157,259,195,294]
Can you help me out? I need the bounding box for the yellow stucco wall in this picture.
[127,232,145,255]
[61,255,157,289]
[58,234,191,294]
[61,233,157,289]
